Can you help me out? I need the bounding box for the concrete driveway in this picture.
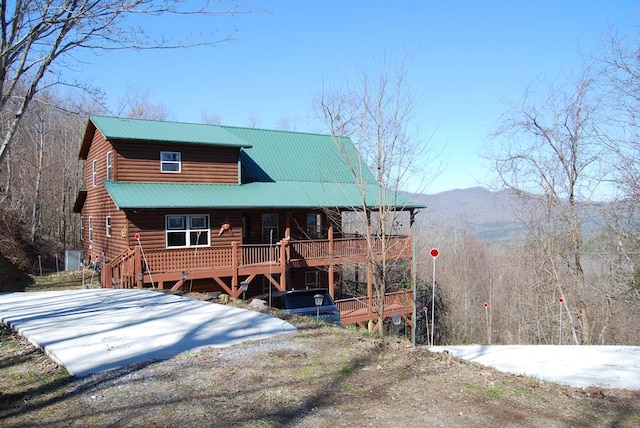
[0,289,296,377]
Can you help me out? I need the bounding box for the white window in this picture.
[88,217,93,242]
[80,217,85,241]
[92,160,97,186]
[161,151,181,173]
[262,213,278,242]
[305,271,320,288]
[106,151,113,180]
[166,215,210,248]
[106,216,112,237]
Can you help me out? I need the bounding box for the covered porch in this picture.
[102,233,415,328]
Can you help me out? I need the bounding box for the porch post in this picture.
[280,239,288,290]
[231,241,238,295]
[135,247,142,288]
[328,225,334,298]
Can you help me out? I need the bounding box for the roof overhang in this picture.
[73,190,87,213]
[103,181,425,211]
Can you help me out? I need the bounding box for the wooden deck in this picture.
[102,236,412,298]
[336,290,414,329]
[102,236,415,333]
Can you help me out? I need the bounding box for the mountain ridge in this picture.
[409,186,529,241]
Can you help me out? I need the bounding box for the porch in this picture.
[103,236,410,293]
[102,235,414,329]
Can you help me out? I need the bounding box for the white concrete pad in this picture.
[0,289,296,377]
[430,345,640,390]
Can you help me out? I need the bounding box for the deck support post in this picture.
[134,247,142,288]
[279,239,288,290]
[328,225,335,298]
[231,241,238,296]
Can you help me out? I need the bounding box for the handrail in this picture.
[335,289,414,324]
[102,235,412,289]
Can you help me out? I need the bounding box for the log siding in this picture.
[113,140,239,183]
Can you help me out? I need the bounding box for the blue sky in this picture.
[75,1,640,194]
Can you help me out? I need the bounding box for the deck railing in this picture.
[335,289,414,326]
[103,235,411,289]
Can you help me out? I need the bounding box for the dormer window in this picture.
[161,151,181,173]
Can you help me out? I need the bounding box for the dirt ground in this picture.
[1,298,639,428]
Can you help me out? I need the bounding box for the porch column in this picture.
[135,247,142,288]
[328,225,334,297]
[328,265,334,298]
[280,239,288,290]
[231,241,238,295]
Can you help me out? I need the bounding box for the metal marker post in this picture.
[559,297,564,345]
[484,303,490,344]
[423,307,429,345]
[430,248,439,346]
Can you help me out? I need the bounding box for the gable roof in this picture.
[80,115,251,159]
[80,116,423,210]
[222,126,377,185]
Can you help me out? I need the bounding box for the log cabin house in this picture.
[73,115,423,328]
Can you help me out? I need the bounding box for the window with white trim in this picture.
[166,215,210,248]
[106,216,112,237]
[262,213,278,242]
[106,151,113,180]
[88,217,93,241]
[80,217,85,241]
[161,151,181,173]
[92,160,97,186]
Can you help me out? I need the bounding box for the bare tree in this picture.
[596,31,640,310]
[116,85,172,120]
[317,55,435,334]
[276,116,299,131]
[246,113,261,128]
[0,0,257,166]
[201,110,222,125]
[489,67,611,344]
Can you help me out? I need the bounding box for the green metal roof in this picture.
[86,116,424,210]
[104,181,424,210]
[89,115,251,148]
[221,126,378,184]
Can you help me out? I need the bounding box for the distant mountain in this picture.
[409,187,531,241]
[409,186,608,242]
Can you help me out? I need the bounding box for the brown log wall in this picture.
[112,140,239,183]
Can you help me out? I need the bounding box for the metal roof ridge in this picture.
[89,115,348,140]
[220,124,351,139]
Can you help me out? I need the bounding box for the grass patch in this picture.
[463,382,504,399]
[26,270,90,291]
[259,387,298,405]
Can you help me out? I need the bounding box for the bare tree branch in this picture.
[0,0,261,166]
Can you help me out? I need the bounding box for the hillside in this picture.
[412,187,530,241]
[412,187,609,242]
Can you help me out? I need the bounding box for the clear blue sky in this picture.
[74,1,640,194]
